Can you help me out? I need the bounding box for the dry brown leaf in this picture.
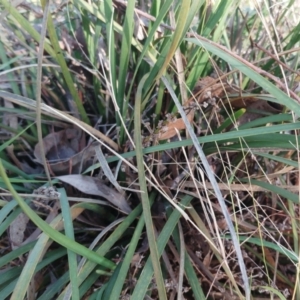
[193,76,229,104]
[34,129,98,174]
[34,128,79,163]
[228,95,258,108]
[57,174,131,213]
[203,251,212,268]
[145,76,230,143]
[131,253,143,268]
[44,143,97,175]
[158,110,194,141]
[9,212,29,250]
[158,118,187,140]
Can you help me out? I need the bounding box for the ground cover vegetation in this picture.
[1,0,300,299]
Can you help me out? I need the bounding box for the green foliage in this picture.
[1,0,300,299]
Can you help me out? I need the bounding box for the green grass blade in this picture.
[128,0,172,85]
[8,200,85,299]
[238,113,294,130]
[134,76,167,299]
[131,195,193,300]
[104,0,117,116]
[107,205,145,299]
[9,249,67,300]
[58,188,79,300]
[0,206,24,237]
[0,199,18,225]
[253,152,299,168]
[0,40,20,94]
[0,160,115,270]
[167,206,206,299]
[242,178,299,204]
[0,241,36,269]
[0,123,34,152]
[40,0,89,124]
[37,272,69,300]
[225,235,298,263]
[97,121,300,166]
[56,204,143,299]
[117,0,135,115]
[144,0,191,91]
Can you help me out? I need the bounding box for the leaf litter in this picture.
[57,174,131,214]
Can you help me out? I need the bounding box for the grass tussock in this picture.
[1,0,300,299]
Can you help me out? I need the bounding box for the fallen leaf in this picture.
[34,128,79,164]
[34,129,97,174]
[158,110,195,141]
[193,76,229,103]
[9,212,29,250]
[57,174,131,214]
